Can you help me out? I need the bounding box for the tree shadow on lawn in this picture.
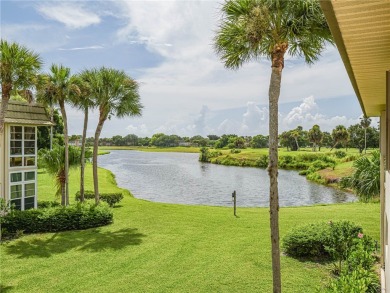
[4,228,146,259]
[0,284,14,292]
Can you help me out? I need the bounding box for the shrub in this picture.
[282,220,365,260]
[282,222,331,258]
[37,201,61,209]
[2,203,113,235]
[230,148,241,154]
[75,190,124,207]
[334,150,347,158]
[323,268,380,293]
[256,155,268,168]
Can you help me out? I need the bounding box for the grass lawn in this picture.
[1,165,380,293]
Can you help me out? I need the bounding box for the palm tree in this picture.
[39,145,82,200]
[340,150,380,202]
[71,73,95,202]
[0,40,42,135]
[331,125,349,151]
[360,116,371,154]
[214,1,332,291]
[37,65,80,205]
[308,124,323,151]
[291,130,300,151]
[87,67,142,204]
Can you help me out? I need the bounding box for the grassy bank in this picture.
[1,165,379,292]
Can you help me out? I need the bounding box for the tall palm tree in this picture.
[360,116,371,154]
[0,40,42,135]
[308,124,323,151]
[87,67,142,204]
[71,73,95,202]
[37,65,80,205]
[214,1,332,291]
[331,125,349,151]
[39,145,82,200]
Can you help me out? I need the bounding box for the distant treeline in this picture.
[66,119,378,154]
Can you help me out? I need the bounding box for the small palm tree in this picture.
[291,130,300,151]
[0,40,42,135]
[39,145,82,201]
[37,65,80,205]
[87,67,142,203]
[214,1,332,291]
[340,150,380,202]
[308,124,323,151]
[331,125,349,151]
[360,116,371,154]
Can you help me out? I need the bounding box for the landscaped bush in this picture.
[282,222,331,258]
[2,202,113,235]
[282,220,364,259]
[37,200,61,209]
[334,150,347,158]
[75,190,124,207]
[284,220,379,293]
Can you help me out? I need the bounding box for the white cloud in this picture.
[37,3,100,29]
[58,45,104,51]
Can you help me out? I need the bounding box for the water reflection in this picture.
[99,150,356,207]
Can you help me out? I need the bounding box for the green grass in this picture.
[1,165,379,292]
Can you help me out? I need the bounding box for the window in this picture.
[9,171,36,210]
[9,126,36,168]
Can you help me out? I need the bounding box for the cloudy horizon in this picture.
[2,0,370,138]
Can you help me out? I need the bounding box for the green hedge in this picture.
[2,203,113,235]
[75,190,123,207]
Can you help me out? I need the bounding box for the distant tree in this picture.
[331,125,349,151]
[207,134,220,141]
[360,116,371,154]
[138,137,150,146]
[291,130,300,151]
[124,134,139,146]
[251,134,268,148]
[190,135,208,147]
[112,135,124,146]
[348,124,365,153]
[308,125,323,151]
[0,40,42,135]
[234,137,246,149]
[321,131,333,150]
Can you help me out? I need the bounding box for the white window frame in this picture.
[9,170,37,210]
[9,125,37,168]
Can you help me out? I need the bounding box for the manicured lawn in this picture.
[1,165,379,292]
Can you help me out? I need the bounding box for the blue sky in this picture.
[2,0,369,137]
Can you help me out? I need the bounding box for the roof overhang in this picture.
[320,0,390,117]
[1,100,55,126]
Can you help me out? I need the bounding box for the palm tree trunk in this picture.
[268,43,286,293]
[93,114,106,204]
[59,100,69,206]
[80,107,88,202]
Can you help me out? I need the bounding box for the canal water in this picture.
[98,150,356,207]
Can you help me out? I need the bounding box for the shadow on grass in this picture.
[0,284,13,292]
[4,228,146,259]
